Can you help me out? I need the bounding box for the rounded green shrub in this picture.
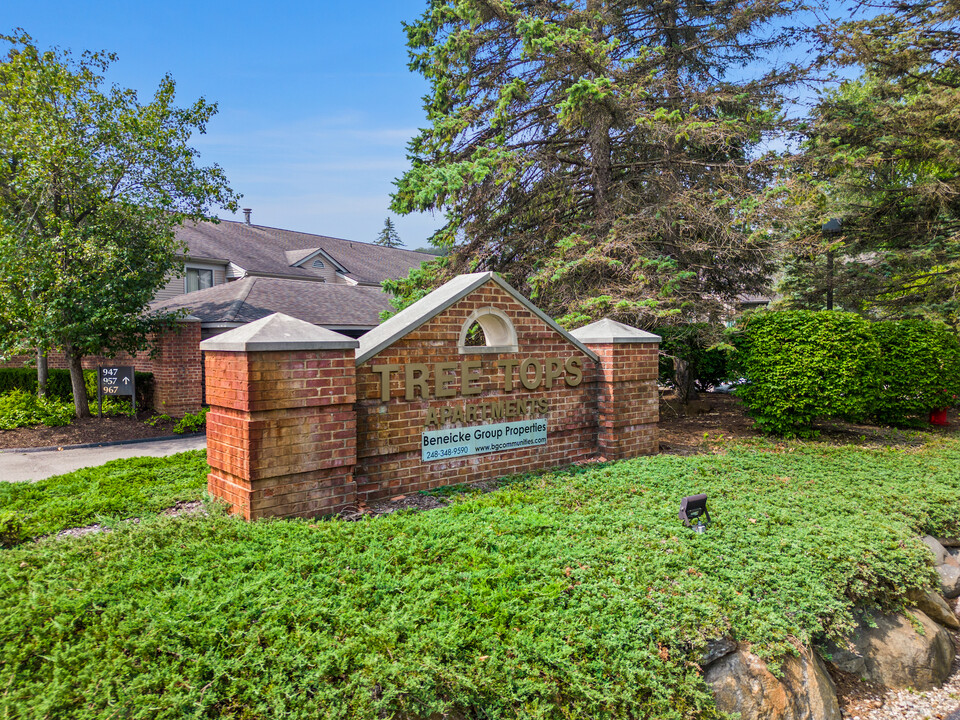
[871,319,960,426]
[736,311,880,437]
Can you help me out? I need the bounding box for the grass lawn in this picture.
[0,450,208,540]
[1,439,959,719]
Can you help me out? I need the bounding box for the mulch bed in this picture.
[659,391,960,454]
[0,412,183,450]
[658,393,762,454]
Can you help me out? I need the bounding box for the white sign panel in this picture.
[422,419,548,462]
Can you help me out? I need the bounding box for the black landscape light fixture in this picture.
[821,218,842,310]
[679,494,711,533]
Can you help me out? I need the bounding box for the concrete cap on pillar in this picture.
[570,318,661,344]
[199,312,360,352]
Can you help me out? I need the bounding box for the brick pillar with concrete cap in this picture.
[201,312,359,520]
[570,318,661,460]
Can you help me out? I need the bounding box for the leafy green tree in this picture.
[392,0,802,328]
[784,0,960,324]
[656,323,733,402]
[0,32,238,417]
[374,217,403,248]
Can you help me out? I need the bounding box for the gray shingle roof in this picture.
[150,277,393,328]
[176,219,430,284]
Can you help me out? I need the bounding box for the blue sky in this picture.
[2,1,442,248]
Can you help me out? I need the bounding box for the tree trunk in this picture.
[36,347,48,397]
[64,344,90,418]
[673,357,699,405]
[589,114,614,223]
[586,0,614,225]
[826,249,834,310]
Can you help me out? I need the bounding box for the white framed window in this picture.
[186,268,214,293]
[458,307,519,354]
[312,258,325,269]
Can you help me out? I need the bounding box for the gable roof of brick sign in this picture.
[356,271,600,365]
[177,219,431,284]
[150,276,393,329]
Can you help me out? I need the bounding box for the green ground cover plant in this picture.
[1,440,958,719]
[0,450,207,542]
[144,412,172,427]
[174,406,208,434]
[0,389,74,429]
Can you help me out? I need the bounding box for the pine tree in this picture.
[391,0,803,328]
[374,217,403,248]
[783,0,960,324]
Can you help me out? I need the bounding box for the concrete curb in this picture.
[0,432,206,454]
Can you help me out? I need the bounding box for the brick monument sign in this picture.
[201,272,660,520]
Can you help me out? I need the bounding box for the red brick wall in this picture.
[587,343,659,460]
[354,284,599,502]
[0,320,203,417]
[203,278,660,521]
[205,349,357,520]
[148,321,204,417]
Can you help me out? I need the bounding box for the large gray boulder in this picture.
[924,536,950,565]
[704,646,842,720]
[824,609,955,690]
[818,638,866,676]
[937,564,960,599]
[700,638,737,667]
[908,588,960,630]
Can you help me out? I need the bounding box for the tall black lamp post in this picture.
[822,218,842,310]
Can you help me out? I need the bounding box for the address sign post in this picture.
[97,366,135,418]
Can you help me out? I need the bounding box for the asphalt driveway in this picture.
[0,435,207,483]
